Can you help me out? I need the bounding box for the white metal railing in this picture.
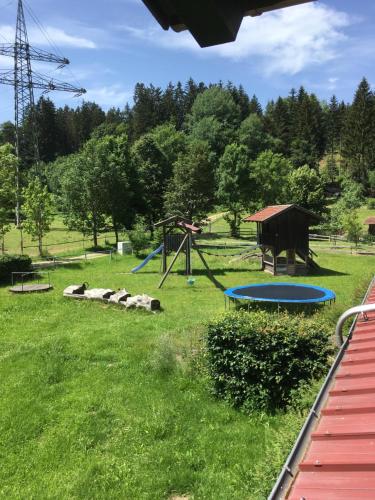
[335,303,375,346]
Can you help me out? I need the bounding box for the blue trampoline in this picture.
[224,283,335,305]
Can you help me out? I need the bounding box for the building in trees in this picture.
[244,204,320,275]
[364,217,375,236]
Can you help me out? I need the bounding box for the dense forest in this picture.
[0,77,374,250]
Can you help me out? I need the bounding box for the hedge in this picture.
[206,310,333,412]
[0,254,32,283]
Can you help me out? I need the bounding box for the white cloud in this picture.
[0,24,96,49]
[84,84,132,107]
[123,2,352,75]
[328,77,339,90]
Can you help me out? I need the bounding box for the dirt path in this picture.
[33,252,109,268]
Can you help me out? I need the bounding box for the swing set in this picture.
[154,215,260,289]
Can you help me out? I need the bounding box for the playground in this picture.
[1,243,374,498]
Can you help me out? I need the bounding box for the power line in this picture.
[22,0,85,94]
[0,0,86,230]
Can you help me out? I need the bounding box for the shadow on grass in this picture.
[230,301,325,316]
[176,267,261,276]
[310,267,349,277]
[86,245,115,252]
[57,262,85,270]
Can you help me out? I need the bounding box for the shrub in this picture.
[0,254,32,283]
[362,233,375,244]
[343,210,363,246]
[206,310,333,412]
[368,198,375,209]
[149,334,177,376]
[128,217,150,256]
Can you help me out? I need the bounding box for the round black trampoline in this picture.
[224,283,335,304]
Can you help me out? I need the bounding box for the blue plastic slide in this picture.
[131,244,164,273]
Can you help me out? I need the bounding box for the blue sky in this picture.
[1,0,375,122]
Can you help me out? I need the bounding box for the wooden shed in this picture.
[243,204,321,275]
[364,217,375,235]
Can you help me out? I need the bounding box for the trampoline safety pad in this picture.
[224,283,336,304]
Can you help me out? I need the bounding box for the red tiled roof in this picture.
[243,204,320,223]
[177,221,202,234]
[243,205,292,222]
[286,282,375,499]
[364,217,375,225]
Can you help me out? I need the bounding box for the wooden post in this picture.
[261,247,265,270]
[185,234,191,275]
[158,233,189,289]
[162,226,167,273]
[287,248,295,275]
[273,249,276,275]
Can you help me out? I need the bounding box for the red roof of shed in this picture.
[177,221,202,234]
[243,204,321,223]
[364,217,375,225]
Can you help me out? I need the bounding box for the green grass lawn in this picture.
[1,250,374,498]
[4,216,118,258]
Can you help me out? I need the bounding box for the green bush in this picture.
[128,217,150,256]
[362,233,375,244]
[0,254,32,283]
[206,310,333,412]
[148,334,177,376]
[367,198,375,209]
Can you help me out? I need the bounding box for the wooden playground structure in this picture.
[154,215,224,289]
[244,204,321,276]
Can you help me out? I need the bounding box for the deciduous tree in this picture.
[216,144,252,237]
[22,179,53,256]
[250,151,292,207]
[164,139,215,221]
[287,165,326,214]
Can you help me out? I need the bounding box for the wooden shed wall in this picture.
[258,208,310,255]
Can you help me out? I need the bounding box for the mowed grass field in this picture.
[1,249,375,498]
[3,216,118,258]
[3,200,375,258]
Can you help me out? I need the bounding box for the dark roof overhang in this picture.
[141,0,314,48]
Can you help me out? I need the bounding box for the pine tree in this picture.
[290,88,326,168]
[160,82,178,125]
[173,81,186,130]
[183,78,206,116]
[75,102,106,147]
[264,97,291,156]
[34,97,60,162]
[56,105,78,155]
[326,95,339,157]
[131,84,164,139]
[0,121,15,146]
[249,94,263,116]
[226,83,251,121]
[342,78,375,187]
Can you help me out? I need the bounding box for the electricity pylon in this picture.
[0,0,86,227]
